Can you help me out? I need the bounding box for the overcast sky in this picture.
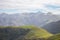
[0,0,60,14]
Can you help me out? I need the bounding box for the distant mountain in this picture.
[42,21,60,34]
[0,26,52,40]
[0,12,60,26]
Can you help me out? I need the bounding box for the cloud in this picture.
[45,4,60,10]
[0,0,60,14]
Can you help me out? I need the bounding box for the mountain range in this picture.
[0,12,60,40]
[0,12,60,26]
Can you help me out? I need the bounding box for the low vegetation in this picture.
[48,33,60,40]
[0,25,60,40]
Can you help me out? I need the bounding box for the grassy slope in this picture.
[0,25,53,39]
[48,33,60,40]
[19,25,53,39]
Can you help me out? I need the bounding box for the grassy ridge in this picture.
[0,25,53,40]
[22,26,53,39]
[48,33,60,40]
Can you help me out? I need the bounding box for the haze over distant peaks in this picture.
[0,12,60,26]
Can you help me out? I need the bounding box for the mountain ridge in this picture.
[42,20,60,34]
[0,12,60,26]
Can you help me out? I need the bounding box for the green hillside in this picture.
[48,33,60,40]
[19,25,53,39]
[0,26,53,40]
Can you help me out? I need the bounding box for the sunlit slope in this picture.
[20,26,53,39]
[0,26,53,40]
[48,33,60,40]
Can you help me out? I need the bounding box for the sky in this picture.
[0,0,60,14]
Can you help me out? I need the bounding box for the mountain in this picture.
[0,12,60,26]
[0,26,52,40]
[42,21,60,34]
